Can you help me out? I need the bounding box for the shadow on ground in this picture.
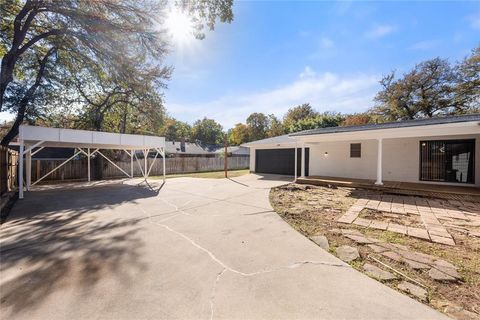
[0,183,156,315]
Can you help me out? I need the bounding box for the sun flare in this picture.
[165,9,194,45]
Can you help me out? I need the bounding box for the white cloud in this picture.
[365,24,394,39]
[409,40,440,51]
[299,66,317,79]
[320,37,335,49]
[468,12,480,30]
[166,67,380,129]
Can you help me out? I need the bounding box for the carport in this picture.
[17,125,166,199]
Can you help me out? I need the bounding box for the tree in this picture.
[454,47,480,112]
[160,118,192,141]
[266,114,284,137]
[191,117,224,145]
[341,113,374,126]
[246,112,269,141]
[0,0,234,145]
[288,112,344,133]
[228,123,250,145]
[283,103,318,132]
[373,53,478,121]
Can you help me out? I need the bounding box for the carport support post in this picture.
[130,150,134,178]
[87,148,91,182]
[26,148,31,190]
[375,138,383,185]
[144,149,148,179]
[162,147,166,181]
[301,143,306,178]
[18,135,24,199]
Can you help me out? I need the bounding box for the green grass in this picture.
[150,169,249,180]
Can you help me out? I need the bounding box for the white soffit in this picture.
[19,125,165,149]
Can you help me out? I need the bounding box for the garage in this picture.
[255,148,309,176]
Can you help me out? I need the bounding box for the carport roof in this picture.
[18,125,165,150]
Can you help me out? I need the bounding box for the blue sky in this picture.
[1,1,479,128]
[165,0,479,129]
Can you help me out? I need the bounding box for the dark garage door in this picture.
[255,148,309,176]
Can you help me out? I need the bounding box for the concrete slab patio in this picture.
[0,174,449,319]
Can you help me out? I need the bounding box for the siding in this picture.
[308,134,480,187]
[309,140,377,180]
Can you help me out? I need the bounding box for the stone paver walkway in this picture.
[338,195,480,246]
[336,229,462,282]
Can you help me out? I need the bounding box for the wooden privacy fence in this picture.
[30,155,250,182]
[0,146,18,195]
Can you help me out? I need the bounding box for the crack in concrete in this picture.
[139,188,349,320]
[140,204,347,277]
[209,268,226,320]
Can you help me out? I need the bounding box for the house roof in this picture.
[165,140,223,155]
[241,134,295,147]
[290,114,480,136]
[242,114,480,147]
[214,146,250,155]
[166,141,250,155]
[9,146,75,160]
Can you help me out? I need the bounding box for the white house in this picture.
[243,114,480,188]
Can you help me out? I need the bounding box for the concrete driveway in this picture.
[0,174,447,319]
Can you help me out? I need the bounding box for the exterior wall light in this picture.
[324,152,328,157]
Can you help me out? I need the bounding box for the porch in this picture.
[296,176,480,202]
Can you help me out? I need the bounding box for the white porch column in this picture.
[294,144,298,181]
[375,138,383,185]
[26,148,32,190]
[301,142,306,178]
[19,136,24,199]
[87,148,91,182]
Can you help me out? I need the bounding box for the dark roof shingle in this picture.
[290,114,480,136]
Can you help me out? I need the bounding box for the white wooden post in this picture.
[87,148,91,182]
[294,144,298,181]
[26,148,31,190]
[130,150,134,178]
[19,137,24,199]
[162,147,166,181]
[144,149,148,178]
[301,142,306,178]
[375,138,383,185]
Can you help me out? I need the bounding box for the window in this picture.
[420,139,475,184]
[350,143,361,158]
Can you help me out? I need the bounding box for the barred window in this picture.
[420,140,475,184]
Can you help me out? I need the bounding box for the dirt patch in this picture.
[359,208,424,228]
[270,183,480,319]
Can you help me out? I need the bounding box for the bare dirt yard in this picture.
[270,183,480,320]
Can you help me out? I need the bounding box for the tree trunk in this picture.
[1,47,57,146]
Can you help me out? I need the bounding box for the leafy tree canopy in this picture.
[191,117,224,145]
[0,0,233,145]
[373,48,479,120]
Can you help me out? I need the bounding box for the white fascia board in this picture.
[243,141,297,148]
[294,121,480,143]
[19,125,165,149]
